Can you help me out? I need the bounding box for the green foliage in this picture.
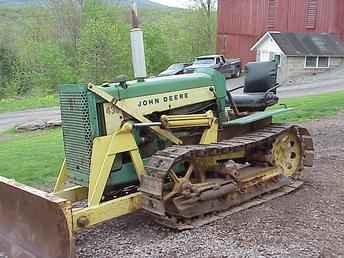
[15,41,77,95]
[152,9,216,64]
[79,2,132,83]
[0,1,218,99]
[0,129,64,186]
[271,91,344,122]
[186,9,216,55]
[0,95,58,113]
[0,47,17,98]
[143,23,171,75]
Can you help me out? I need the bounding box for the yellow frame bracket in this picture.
[200,111,219,144]
[53,159,68,193]
[87,122,145,207]
[67,123,145,231]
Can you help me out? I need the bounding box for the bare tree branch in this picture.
[192,0,217,17]
[190,0,217,52]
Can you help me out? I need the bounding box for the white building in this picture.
[251,32,344,83]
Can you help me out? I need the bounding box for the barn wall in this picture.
[217,0,344,66]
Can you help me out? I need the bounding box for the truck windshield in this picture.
[167,64,183,70]
[194,58,214,65]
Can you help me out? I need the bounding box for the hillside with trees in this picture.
[0,0,167,8]
[0,0,217,99]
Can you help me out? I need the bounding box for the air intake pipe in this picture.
[130,0,147,80]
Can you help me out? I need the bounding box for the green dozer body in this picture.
[0,66,309,258]
[59,70,228,189]
[59,68,286,191]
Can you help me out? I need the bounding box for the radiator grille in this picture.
[59,86,93,185]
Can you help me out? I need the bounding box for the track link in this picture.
[154,180,304,230]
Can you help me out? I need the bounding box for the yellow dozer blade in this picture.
[0,176,74,258]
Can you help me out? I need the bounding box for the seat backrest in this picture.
[244,61,278,93]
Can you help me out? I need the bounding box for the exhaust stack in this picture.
[130,0,147,80]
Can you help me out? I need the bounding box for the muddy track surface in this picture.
[76,113,344,258]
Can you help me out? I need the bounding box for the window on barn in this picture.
[267,0,278,29]
[305,0,318,29]
[305,56,330,68]
[219,34,228,53]
[222,35,228,50]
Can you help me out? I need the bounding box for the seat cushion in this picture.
[231,93,279,111]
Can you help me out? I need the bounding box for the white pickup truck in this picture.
[185,55,242,79]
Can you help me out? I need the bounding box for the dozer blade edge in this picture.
[0,176,74,258]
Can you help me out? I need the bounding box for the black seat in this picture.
[231,92,279,111]
[228,61,279,112]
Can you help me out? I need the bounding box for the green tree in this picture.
[0,47,17,98]
[143,24,171,75]
[191,0,217,52]
[79,2,131,83]
[0,1,218,99]
[14,41,76,95]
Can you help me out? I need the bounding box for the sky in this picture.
[150,0,190,8]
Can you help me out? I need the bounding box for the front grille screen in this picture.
[59,86,93,185]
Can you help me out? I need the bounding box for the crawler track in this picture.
[141,124,314,229]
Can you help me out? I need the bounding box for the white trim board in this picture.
[251,32,285,55]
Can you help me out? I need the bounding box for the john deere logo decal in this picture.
[138,93,189,107]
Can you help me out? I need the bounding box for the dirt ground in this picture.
[75,113,344,258]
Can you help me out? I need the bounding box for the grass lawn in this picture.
[0,91,344,187]
[0,129,64,187]
[0,95,58,113]
[271,90,344,123]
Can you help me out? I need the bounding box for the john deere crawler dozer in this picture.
[0,62,314,258]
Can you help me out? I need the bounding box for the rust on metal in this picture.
[0,176,74,258]
[141,124,314,229]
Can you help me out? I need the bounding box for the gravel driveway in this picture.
[0,107,60,132]
[75,113,344,258]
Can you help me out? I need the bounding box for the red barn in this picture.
[217,0,344,65]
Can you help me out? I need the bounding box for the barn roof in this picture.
[252,32,344,57]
